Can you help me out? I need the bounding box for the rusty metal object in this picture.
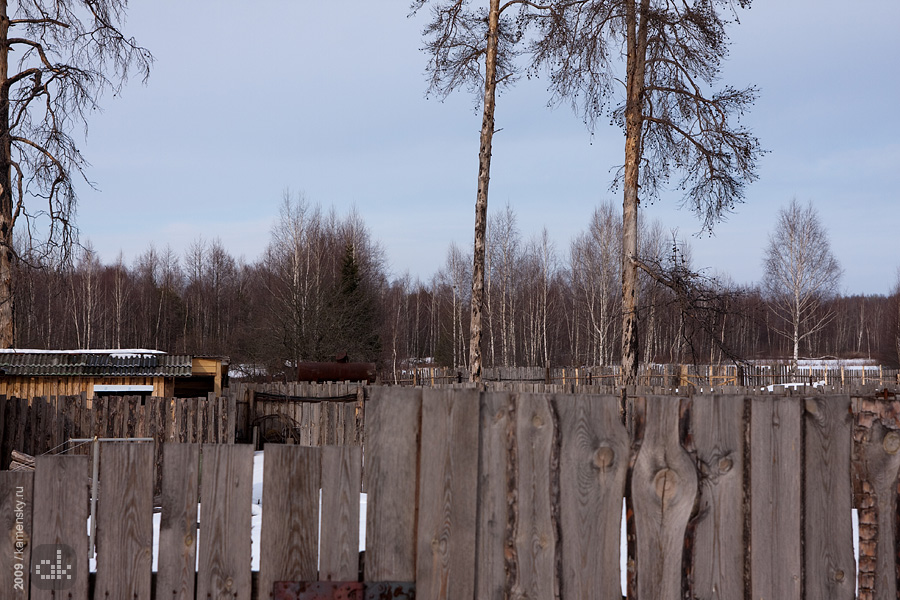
[296,362,376,383]
[272,582,413,600]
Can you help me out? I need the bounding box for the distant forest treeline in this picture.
[12,197,900,373]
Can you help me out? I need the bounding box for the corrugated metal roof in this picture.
[0,352,193,377]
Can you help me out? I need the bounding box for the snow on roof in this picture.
[0,348,166,358]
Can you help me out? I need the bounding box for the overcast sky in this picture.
[70,0,899,295]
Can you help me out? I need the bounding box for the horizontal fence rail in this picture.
[3,388,900,599]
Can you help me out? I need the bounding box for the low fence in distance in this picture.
[229,381,365,447]
[2,388,900,599]
[386,363,900,388]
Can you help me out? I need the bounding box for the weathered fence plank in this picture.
[857,420,900,600]
[632,396,698,600]
[156,443,200,600]
[95,442,154,599]
[197,444,253,600]
[510,393,558,599]
[555,393,629,600]
[691,395,745,600]
[804,395,855,600]
[750,396,801,600]
[0,470,32,599]
[365,386,422,581]
[30,455,89,600]
[475,392,512,600]
[259,445,321,597]
[319,445,362,581]
[416,388,480,600]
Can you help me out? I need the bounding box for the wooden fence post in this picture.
[804,395,855,599]
[416,388,480,600]
[365,387,422,582]
[631,396,697,600]
[750,396,801,600]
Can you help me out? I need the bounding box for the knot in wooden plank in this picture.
[881,430,900,454]
[592,445,615,470]
[653,468,679,502]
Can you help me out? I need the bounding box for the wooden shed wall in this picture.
[0,376,172,400]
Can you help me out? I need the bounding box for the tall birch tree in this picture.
[763,199,842,367]
[534,0,762,384]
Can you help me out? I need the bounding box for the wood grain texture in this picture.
[474,392,512,600]
[364,386,422,581]
[30,454,89,600]
[804,395,855,600]
[511,392,558,600]
[319,445,362,581]
[156,443,200,600]
[750,396,801,600]
[691,395,745,600]
[95,442,154,599]
[197,444,253,600]
[857,420,900,600]
[259,444,321,598]
[0,471,33,599]
[416,388,480,600]
[259,445,321,598]
[631,396,698,600]
[555,393,629,600]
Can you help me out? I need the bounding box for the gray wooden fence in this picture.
[0,394,236,478]
[2,387,899,599]
[389,364,900,388]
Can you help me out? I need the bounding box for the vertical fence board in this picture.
[750,396,801,600]
[197,444,253,600]
[416,388,480,600]
[692,395,745,599]
[555,393,629,600]
[804,396,855,599]
[156,443,200,600]
[108,397,120,438]
[510,392,558,600]
[259,445,321,598]
[0,471,33,599]
[30,455,89,600]
[857,419,900,600]
[475,392,512,600]
[365,386,422,581]
[319,445,362,581]
[632,396,698,600]
[0,395,8,468]
[95,442,154,599]
[127,396,139,437]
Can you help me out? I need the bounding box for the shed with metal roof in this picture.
[0,350,227,398]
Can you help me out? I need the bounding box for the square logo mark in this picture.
[31,544,76,591]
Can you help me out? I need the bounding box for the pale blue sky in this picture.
[71,0,899,294]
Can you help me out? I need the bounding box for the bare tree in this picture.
[763,199,842,367]
[533,0,762,384]
[411,0,541,381]
[0,0,152,346]
[570,202,621,365]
